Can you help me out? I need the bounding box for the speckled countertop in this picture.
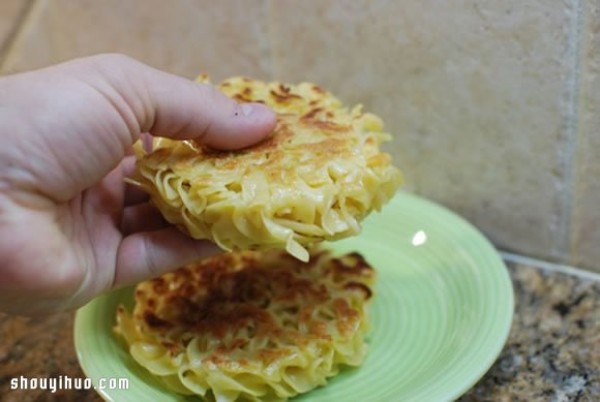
[1,259,599,401]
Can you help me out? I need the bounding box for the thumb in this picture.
[1,54,277,200]
[87,53,277,150]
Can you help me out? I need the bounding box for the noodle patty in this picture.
[114,249,376,401]
[129,77,402,261]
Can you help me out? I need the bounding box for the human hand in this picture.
[0,54,276,315]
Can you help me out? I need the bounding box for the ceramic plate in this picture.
[75,191,514,402]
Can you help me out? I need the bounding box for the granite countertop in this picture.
[1,260,599,401]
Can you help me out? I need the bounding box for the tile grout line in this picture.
[567,0,590,264]
[558,0,585,261]
[0,0,46,74]
[501,251,600,282]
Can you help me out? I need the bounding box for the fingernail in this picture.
[241,103,253,116]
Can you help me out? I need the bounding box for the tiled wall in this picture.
[0,0,598,271]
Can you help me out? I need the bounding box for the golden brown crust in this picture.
[131,250,374,351]
[176,113,355,181]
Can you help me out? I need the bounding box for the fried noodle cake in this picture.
[128,76,402,261]
[114,249,376,401]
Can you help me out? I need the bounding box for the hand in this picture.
[0,54,276,315]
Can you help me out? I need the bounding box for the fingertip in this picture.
[247,102,278,131]
[239,102,276,122]
[202,102,277,151]
[238,102,278,142]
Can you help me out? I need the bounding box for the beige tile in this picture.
[0,0,30,61]
[570,1,600,271]
[270,0,578,260]
[2,0,272,80]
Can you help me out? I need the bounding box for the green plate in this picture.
[74,191,514,402]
